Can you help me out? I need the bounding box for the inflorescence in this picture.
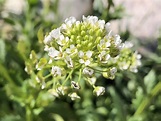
[25,15,141,99]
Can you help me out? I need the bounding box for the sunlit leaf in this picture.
[0,39,6,62]
[144,70,156,93]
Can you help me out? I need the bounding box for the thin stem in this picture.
[88,66,109,72]
[62,70,74,85]
[134,81,161,115]
[44,73,52,79]
[0,63,15,85]
[78,69,82,83]
[26,106,33,121]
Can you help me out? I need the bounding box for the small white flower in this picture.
[98,51,110,63]
[114,35,122,46]
[68,92,80,100]
[105,22,111,29]
[44,34,53,44]
[66,44,78,55]
[83,67,94,76]
[98,39,111,50]
[61,23,67,30]
[119,62,130,70]
[71,81,80,90]
[48,89,59,97]
[50,28,61,39]
[76,21,80,26]
[48,47,60,58]
[129,51,141,73]
[79,51,93,66]
[44,45,49,51]
[88,77,96,85]
[51,66,62,76]
[98,20,105,29]
[93,86,105,96]
[110,67,117,76]
[56,86,68,95]
[83,15,98,25]
[48,47,62,60]
[64,56,74,68]
[65,16,76,27]
[57,35,69,46]
[121,41,133,49]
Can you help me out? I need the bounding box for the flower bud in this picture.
[93,86,105,97]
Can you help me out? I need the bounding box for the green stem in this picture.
[78,69,82,82]
[0,63,15,85]
[26,106,33,121]
[44,73,52,79]
[134,81,161,115]
[62,70,73,85]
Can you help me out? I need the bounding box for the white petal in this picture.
[44,35,52,44]
[50,28,61,39]
[98,20,105,29]
[115,35,121,46]
[48,47,60,58]
[85,60,90,66]
[79,51,84,57]
[51,66,62,76]
[105,54,110,60]
[44,45,49,51]
[79,59,84,64]
[86,51,93,58]
[83,67,94,76]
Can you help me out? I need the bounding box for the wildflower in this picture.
[114,35,122,46]
[79,51,93,66]
[44,34,53,44]
[64,16,76,28]
[31,15,141,98]
[64,56,74,68]
[57,35,69,46]
[98,51,110,63]
[93,86,105,97]
[97,39,111,51]
[83,67,94,77]
[88,77,97,85]
[51,66,62,76]
[56,86,68,95]
[71,81,80,90]
[48,47,63,60]
[129,51,142,73]
[68,92,80,100]
[50,28,61,39]
[66,44,78,55]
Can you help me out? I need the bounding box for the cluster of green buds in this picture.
[25,15,141,99]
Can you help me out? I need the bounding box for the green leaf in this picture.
[51,113,64,121]
[144,70,156,93]
[0,63,14,85]
[37,27,44,43]
[17,40,30,60]
[36,58,47,70]
[0,39,6,62]
[132,87,144,110]
[0,115,22,121]
[109,87,127,121]
[29,50,37,64]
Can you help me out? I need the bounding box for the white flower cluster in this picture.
[34,15,141,98]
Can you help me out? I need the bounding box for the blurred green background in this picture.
[0,0,161,121]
